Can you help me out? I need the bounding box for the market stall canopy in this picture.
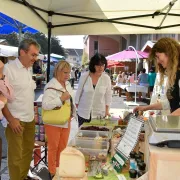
[0,12,38,35]
[49,53,65,60]
[106,50,149,62]
[0,44,44,59]
[44,53,65,62]
[0,0,179,35]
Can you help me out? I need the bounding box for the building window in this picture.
[94,41,98,53]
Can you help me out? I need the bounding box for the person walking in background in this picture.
[42,61,76,178]
[138,68,149,101]
[70,67,75,89]
[75,68,79,81]
[133,37,180,115]
[2,39,40,180]
[148,66,156,97]
[75,53,112,127]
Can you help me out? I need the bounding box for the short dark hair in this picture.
[89,53,107,73]
[150,66,155,73]
[18,38,40,56]
[142,68,146,73]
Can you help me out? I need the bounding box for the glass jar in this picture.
[129,152,137,170]
[129,169,137,180]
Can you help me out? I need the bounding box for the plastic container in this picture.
[68,138,109,162]
[39,125,44,133]
[35,133,39,141]
[80,125,112,132]
[39,133,45,142]
[76,130,111,141]
[35,125,40,133]
[111,137,120,157]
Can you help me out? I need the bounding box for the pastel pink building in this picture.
[84,35,120,60]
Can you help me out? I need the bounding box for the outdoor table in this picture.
[126,84,148,93]
[117,83,149,101]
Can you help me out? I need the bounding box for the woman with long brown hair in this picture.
[133,37,180,115]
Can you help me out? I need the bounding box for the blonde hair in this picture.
[149,37,180,88]
[53,60,71,78]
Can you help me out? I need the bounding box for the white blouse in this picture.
[75,72,112,119]
[42,78,76,128]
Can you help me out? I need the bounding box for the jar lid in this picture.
[136,159,143,164]
[135,154,141,160]
[138,162,146,171]
[129,169,137,178]
[130,151,136,158]
[138,171,145,177]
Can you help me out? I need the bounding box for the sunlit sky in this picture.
[57,35,84,49]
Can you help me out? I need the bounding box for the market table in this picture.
[82,119,131,179]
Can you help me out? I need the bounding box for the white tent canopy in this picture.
[0,0,180,35]
[0,44,44,59]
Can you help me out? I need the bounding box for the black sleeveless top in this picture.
[166,70,180,112]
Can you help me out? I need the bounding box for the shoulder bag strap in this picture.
[77,72,89,104]
[46,87,64,93]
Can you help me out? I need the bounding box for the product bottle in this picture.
[129,152,137,170]
[129,169,137,180]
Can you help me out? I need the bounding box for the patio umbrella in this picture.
[107,60,124,68]
[106,50,149,61]
[107,47,149,105]
[0,12,38,40]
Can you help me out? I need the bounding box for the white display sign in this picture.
[116,116,144,159]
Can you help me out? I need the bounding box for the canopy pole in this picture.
[128,46,140,105]
[47,14,52,82]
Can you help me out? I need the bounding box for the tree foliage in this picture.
[0,32,65,56]
[82,48,89,65]
[0,33,19,47]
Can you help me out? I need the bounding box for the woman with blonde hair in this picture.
[42,60,75,178]
[133,37,180,115]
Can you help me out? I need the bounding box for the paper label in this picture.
[111,152,126,173]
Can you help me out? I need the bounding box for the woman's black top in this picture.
[167,70,180,112]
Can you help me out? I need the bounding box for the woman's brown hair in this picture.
[149,37,180,88]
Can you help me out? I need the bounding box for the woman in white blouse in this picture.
[75,53,112,127]
[42,61,75,178]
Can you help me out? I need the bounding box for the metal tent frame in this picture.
[9,0,180,82]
